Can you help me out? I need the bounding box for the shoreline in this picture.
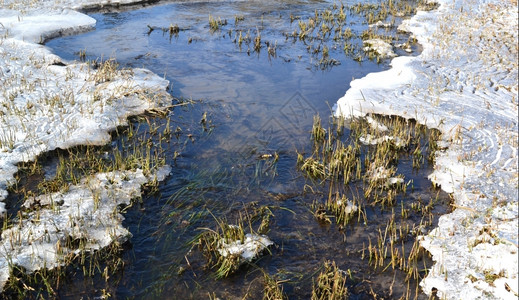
[0,0,174,292]
[334,0,518,298]
[0,1,172,212]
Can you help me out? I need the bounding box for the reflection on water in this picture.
[49,0,391,155]
[43,0,443,299]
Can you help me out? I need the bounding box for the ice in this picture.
[367,165,405,187]
[0,9,96,43]
[368,21,394,29]
[335,0,518,298]
[366,116,389,132]
[386,177,404,185]
[336,198,358,215]
[359,134,406,147]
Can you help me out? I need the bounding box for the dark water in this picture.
[39,0,448,299]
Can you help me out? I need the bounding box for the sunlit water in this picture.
[37,0,448,298]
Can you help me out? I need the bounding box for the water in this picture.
[22,0,450,298]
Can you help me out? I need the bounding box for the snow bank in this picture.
[335,0,518,298]
[0,0,154,12]
[0,166,171,291]
[0,9,96,43]
[0,0,173,293]
[0,3,172,214]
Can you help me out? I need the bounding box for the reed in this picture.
[254,29,262,52]
[311,260,348,300]
[299,113,443,298]
[263,272,287,300]
[209,15,227,32]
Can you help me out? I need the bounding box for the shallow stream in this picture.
[16,0,451,298]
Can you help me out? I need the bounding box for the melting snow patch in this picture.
[366,165,404,187]
[0,9,96,43]
[387,177,404,185]
[359,134,406,147]
[363,39,396,58]
[336,198,358,215]
[0,166,171,292]
[368,21,394,29]
[366,116,389,132]
[218,233,273,261]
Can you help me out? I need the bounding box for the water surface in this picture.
[41,0,447,298]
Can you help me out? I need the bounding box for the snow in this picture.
[366,115,389,132]
[218,233,273,261]
[368,21,394,29]
[0,9,96,43]
[359,134,406,147]
[363,38,397,58]
[0,166,171,291]
[366,165,405,187]
[335,0,518,299]
[335,198,358,215]
[0,5,172,214]
[0,0,172,293]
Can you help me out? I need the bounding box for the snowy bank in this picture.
[0,1,171,213]
[335,0,518,299]
[0,0,172,293]
[0,166,171,291]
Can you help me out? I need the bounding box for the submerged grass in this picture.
[147,0,426,70]
[11,0,456,297]
[263,272,287,300]
[299,113,445,298]
[1,100,197,297]
[12,118,171,201]
[2,238,127,299]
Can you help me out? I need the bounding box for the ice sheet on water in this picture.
[363,39,397,58]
